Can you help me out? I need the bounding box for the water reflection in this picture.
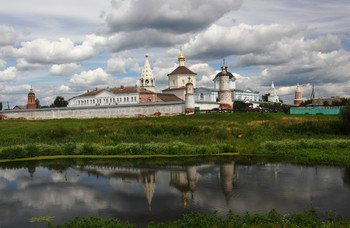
[0,160,349,228]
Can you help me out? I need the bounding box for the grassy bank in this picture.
[33,208,350,227]
[0,113,349,165]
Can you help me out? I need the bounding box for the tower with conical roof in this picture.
[268,81,280,103]
[27,86,37,109]
[140,53,155,92]
[294,83,302,106]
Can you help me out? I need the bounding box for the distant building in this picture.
[67,86,157,107]
[162,51,197,100]
[194,64,260,105]
[268,81,280,103]
[139,53,155,92]
[13,86,37,110]
[294,83,302,106]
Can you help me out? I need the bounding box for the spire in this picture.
[178,48,185,66]
[296,83,301,92]
[140,52,155,92]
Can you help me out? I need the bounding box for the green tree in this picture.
[323,101,330,106]
[300,99,312,106]
[262,93,270,102]
[0,101,2,111]
[232,101,247,110]
[340,102,350,123]
[35,99,41,108]
[51,96,68,107]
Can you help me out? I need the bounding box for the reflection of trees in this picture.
[170,166,198,207]
[343,168,350,186]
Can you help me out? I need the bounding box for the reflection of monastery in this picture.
[70,163,236,210]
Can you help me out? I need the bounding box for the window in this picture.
[200,93,204,100]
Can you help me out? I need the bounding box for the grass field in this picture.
[0,112,349,165]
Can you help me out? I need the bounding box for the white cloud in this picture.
[0,59,6,69]
[0,67,17,82]
[0,25,17,47]
[181,24,307,61]
[49,63,80,76]
[4,35,105,67]
[106,56,136,74]
[68,68,114,89]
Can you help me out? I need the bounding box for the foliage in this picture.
[300,99,313,106]
[0,113,349,165]
[332,98,350,106]
[340,102,350,123]
[232,101,247,110]
[35,98,41,108]
[49,208,350,227]
[323,100,330,106]
[51,96,68,107]
[30,216,55,226]
[262,93,270,102]
[0,101,2,111]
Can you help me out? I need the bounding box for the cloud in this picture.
[257,50,350,86]
[4,35,105,67]
[104,0,242,34]
[106,56,136,74]
[105,29,190,53]
[68,68,114,89]
[181,24,307,61]
[0,67,17,82]
[0,59,6,69]
[49,63,81,76]
[0,25,17,47]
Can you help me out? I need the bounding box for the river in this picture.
[0,158,349,227]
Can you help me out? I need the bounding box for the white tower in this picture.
[268,81,280,103]
[185,77,195,114]
[140,53,155,92]
[218,61,233,109]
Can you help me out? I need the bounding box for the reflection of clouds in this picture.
[0,180,6,189]
[0,163,349,227]
[0,169,27,182]
[50,169,82,183]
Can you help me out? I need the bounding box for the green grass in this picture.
[36,208,350,227]
[0,113,349,165]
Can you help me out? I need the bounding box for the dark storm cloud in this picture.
[104,0,243,34]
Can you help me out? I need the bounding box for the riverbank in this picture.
[35,208,350,227]
[0,113,349,165]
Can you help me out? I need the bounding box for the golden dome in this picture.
[178,52,185,61]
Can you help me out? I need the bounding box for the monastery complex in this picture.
[1,51,292,120]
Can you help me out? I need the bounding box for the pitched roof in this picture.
[167,66,196,76]
[161,86,186,92]
[77,86,155,98]
[157,93,183,102]
[13,105,27,110]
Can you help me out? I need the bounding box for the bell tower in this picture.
[27,86,37,109]
[140,52,155,92]
[294,83,302,106]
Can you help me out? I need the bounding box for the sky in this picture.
[0,0,350,107]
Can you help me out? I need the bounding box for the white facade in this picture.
[233,89,260,102]
[268,81,280,103]
[68,89,139,107]
[140,53,155,92]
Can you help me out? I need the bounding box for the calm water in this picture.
[0,159,349,227]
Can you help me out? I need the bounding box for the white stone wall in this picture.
[195,102,219,110]
[1,102,185,120]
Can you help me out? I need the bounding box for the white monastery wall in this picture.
[1,102,185,120]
